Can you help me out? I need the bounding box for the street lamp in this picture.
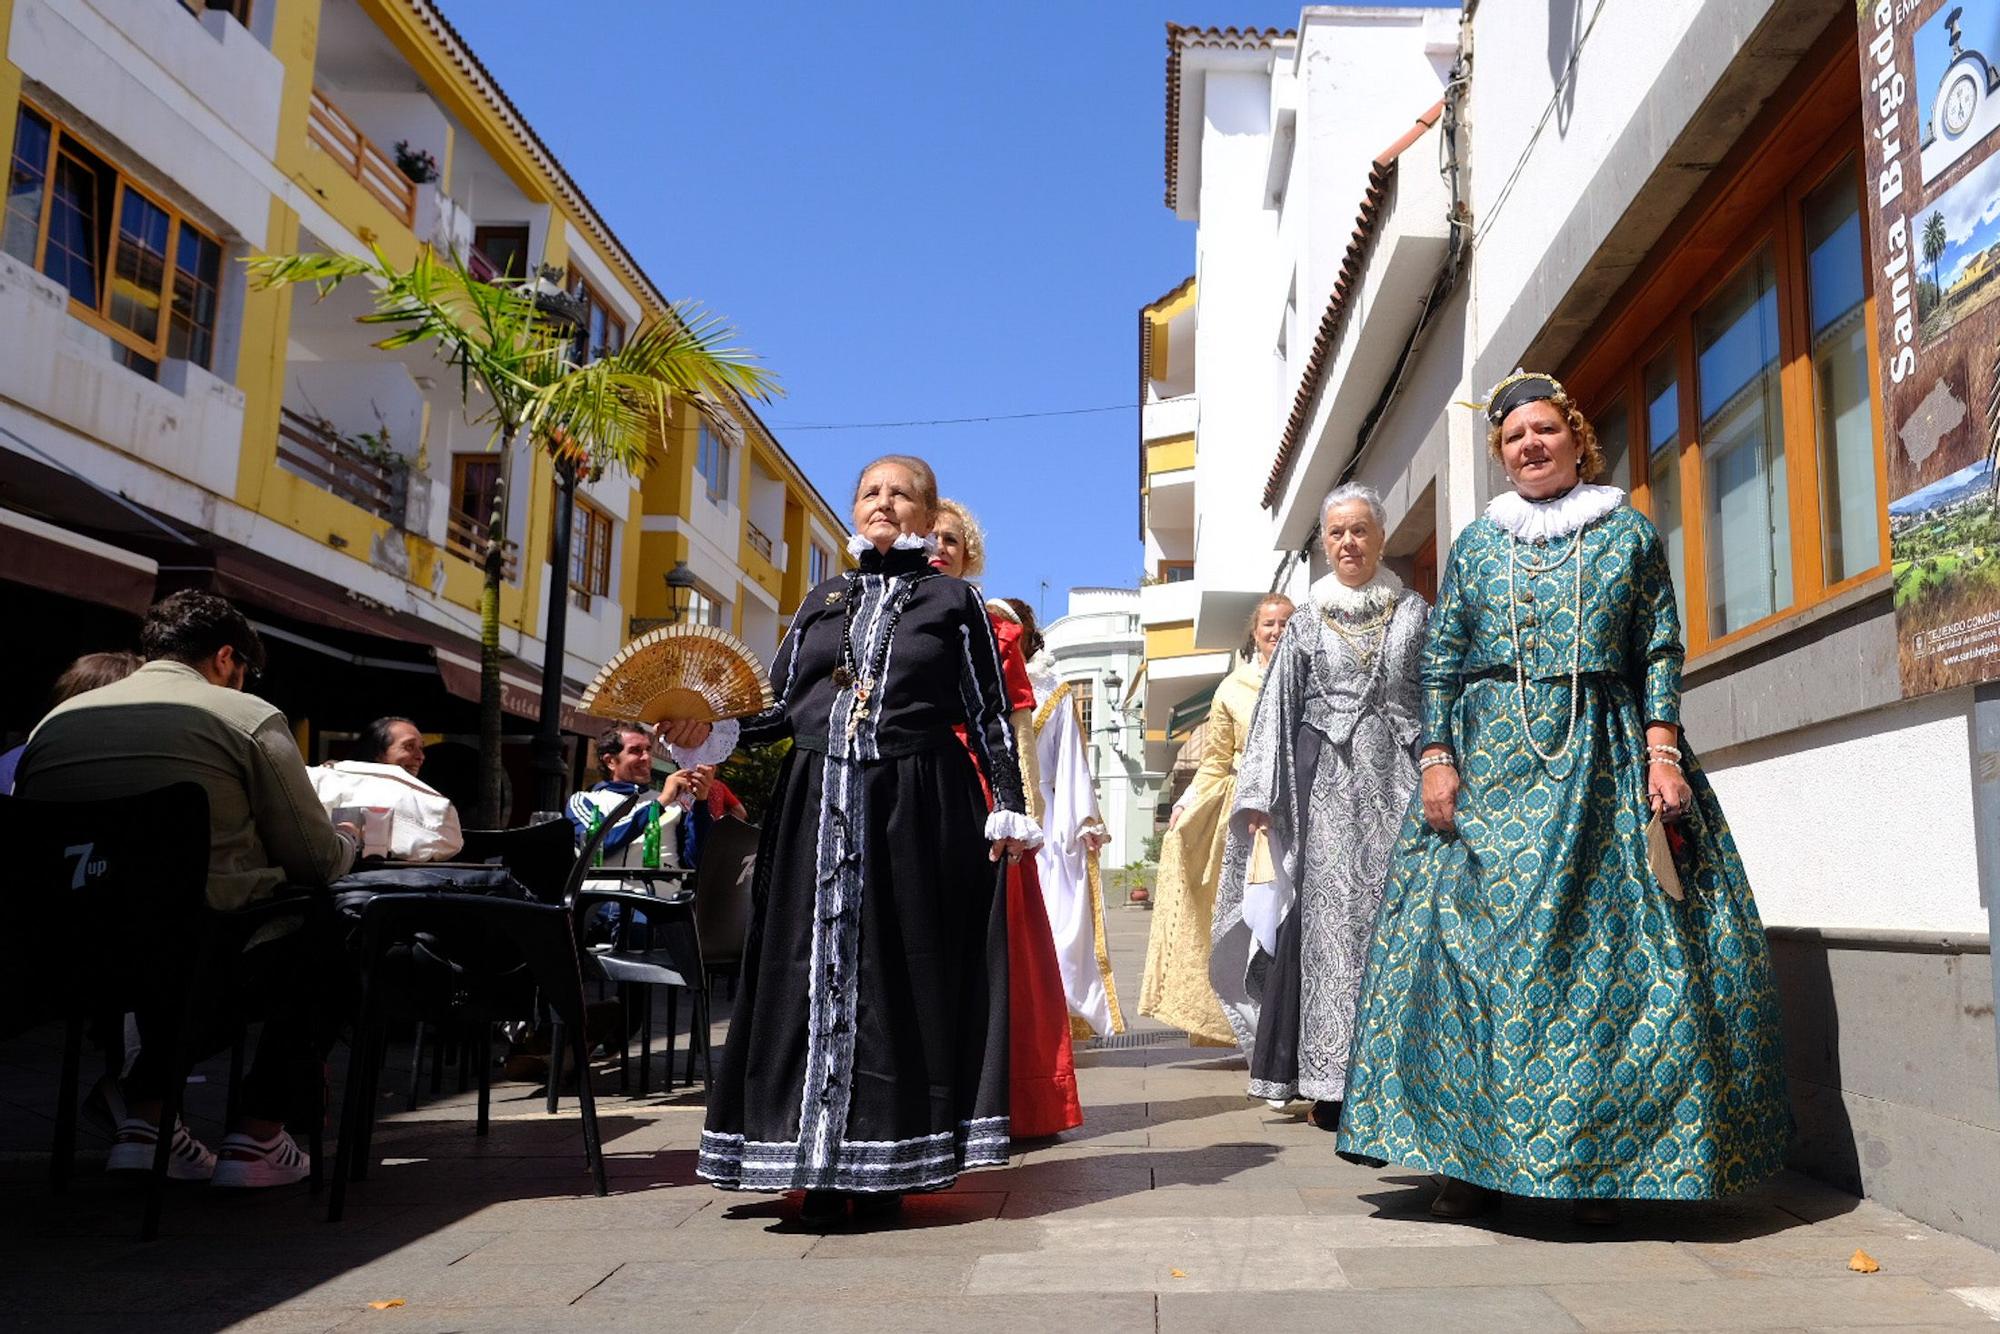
[663,561,697,624]
[530,272,590,818]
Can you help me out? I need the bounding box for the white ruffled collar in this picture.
[1485,483,1625,544]
[846,530,940,558]
[1311,567,1403,619]
[1026,649,1060,695]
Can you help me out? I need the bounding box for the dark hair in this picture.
[362,716,416,763]
[139,591,266,674]
[597,721,648,764]
[1002,598,1043,659]
[49,651,142,710]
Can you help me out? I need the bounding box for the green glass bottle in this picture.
[584,805,604,868]
[641,800,663,869]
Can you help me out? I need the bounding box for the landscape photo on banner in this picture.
[1860,0,2000,696]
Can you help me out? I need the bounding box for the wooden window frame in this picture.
[1566,29,1888,661]
[181,0,252,25]
[549,495,613,610]
[8,102,225,377]
[565,264,627,361]
[471,224,531,281]
[1072,679,1095,739]
[1157,559,1194,583]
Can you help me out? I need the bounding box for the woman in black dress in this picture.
[679,453,1038,1227]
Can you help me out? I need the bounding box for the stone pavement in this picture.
[5,905,2000,1332]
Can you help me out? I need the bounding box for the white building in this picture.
[1157,0,2000,1246]
[1140,11,1456,777]
[1040,587,1158,869]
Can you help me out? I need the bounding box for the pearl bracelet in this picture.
[1418,753,1457,772]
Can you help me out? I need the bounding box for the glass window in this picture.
[472,224,529,280]
[452,454,500,524]
[1642,350,1686,617]
[698,423,732,503]
[108,188,171,344]
[168,226,222,368]
[807,543,828,586]
[1597,396,1633,494]
[1696,246,1791,639]
[5,108,50,265]
[1802,161,1880,585]
[1073,680,1095,738]
[43,145,105,306]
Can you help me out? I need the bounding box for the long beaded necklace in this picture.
[1506,525,1586,770]
[831,566,934,741]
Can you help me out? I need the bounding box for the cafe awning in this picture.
[433,646,592,737]
[0,507,158,615]
[1167,682,1217,739]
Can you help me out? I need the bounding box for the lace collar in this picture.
[1026,649,1060,696]
[1485,483,1625,544]
[847,530,940,575]
[1311,567,1403,619]
[846,530,939,559]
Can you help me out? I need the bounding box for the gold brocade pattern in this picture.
[1138,660,1264,1046]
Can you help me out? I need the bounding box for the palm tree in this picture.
[250,247,775,825]
[1922,210,1948,308]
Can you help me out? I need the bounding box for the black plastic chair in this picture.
[550,873,712,1109]
[0,784,329,1240]
[329,891,608,1220]
[404,815,581,1108]
[692,816,758,995]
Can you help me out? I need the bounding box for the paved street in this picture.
[3,906,2000,1332]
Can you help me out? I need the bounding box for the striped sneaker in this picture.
[210,1129,310,1189]
[106,1118,217,1181]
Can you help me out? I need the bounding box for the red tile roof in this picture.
[1261,101,1445,510]
[1163,25,1294,210]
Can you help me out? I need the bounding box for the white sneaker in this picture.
[106,1118,217,1181]
[210,1129,311,1189]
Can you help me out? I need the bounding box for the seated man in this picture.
[309,716,464,861]
[16,591,358,1189]
[1,651,144,794]
[566,721,710,871]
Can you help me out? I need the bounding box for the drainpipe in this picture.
[1973,685,2000,1110]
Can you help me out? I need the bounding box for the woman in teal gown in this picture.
[1334,373,1790,1225]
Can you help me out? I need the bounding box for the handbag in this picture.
[1646,811,1684,902]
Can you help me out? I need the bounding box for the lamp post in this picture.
[529,267,592,819]
[663,560,697,624]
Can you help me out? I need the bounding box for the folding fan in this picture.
[579,624,774,724]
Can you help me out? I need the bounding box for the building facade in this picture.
[0,0,843,817]
[1148,0,2000,1245]
[1039,587,1159,870]
[1138,10,1455,787]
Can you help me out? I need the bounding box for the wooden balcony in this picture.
[308,88,416,227]
[746,521,774,562]
[276,408,403,523]
[445,507,520,581]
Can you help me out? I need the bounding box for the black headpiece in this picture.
[1483,372,1564,426]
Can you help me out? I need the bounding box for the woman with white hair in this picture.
[1209,484,1429,1129]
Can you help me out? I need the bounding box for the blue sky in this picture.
[443,0,1304,619]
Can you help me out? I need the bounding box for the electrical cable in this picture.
[770,404,1134,432]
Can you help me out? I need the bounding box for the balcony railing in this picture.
[307,88,416,227]
[277,408,404,524]
[445,507,520,581]
[746,521,774,562]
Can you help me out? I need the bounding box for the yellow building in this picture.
[0,0,843,816]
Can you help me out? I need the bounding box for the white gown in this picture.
[1029,657,1125,1038]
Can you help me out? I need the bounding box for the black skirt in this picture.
[697,740,1011,1193]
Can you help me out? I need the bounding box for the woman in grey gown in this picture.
[1209,484,1428,1128]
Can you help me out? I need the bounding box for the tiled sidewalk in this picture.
[3,907,1999,1331]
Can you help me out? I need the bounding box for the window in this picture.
[181,0,252,23]
[1160,560,1194,583]
[4,105,225,378]
[552,498,613,610]
[807,542,829,586]
[1073,679,1095,739]
[1570,63,1885,659]
[451,454,501,527]
[565,265,626,362]
[472,224,530,280]
[685,587,723,628]
[697,423,733,504]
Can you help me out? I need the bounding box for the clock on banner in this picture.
[1920,4,2000,185]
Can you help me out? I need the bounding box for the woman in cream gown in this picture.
[1138,594,1294,1046]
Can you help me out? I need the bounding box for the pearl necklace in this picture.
[1506,527,1586,772]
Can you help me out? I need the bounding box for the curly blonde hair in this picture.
[1486,390,1605,484]
[933,497,986,577]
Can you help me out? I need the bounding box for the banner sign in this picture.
[1860,0,2000,695]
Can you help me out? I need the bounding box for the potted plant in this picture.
[393,140,439,185]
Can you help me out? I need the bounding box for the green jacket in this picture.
[18,660,358,911]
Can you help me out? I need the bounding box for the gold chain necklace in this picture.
[1321,601,1396,673]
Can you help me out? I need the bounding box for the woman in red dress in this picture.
[934,499,1082,1137]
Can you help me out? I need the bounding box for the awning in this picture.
[1171,720,1209,774]
[1168,682,1217,739]
[433,646,592,737]
[0,507,158,615]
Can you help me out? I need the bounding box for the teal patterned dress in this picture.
[1334,497,1790,1199]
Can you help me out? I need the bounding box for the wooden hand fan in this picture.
[579,624,774,724]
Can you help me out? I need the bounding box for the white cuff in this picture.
[671,718,739,768]
[984,809,1045,847]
